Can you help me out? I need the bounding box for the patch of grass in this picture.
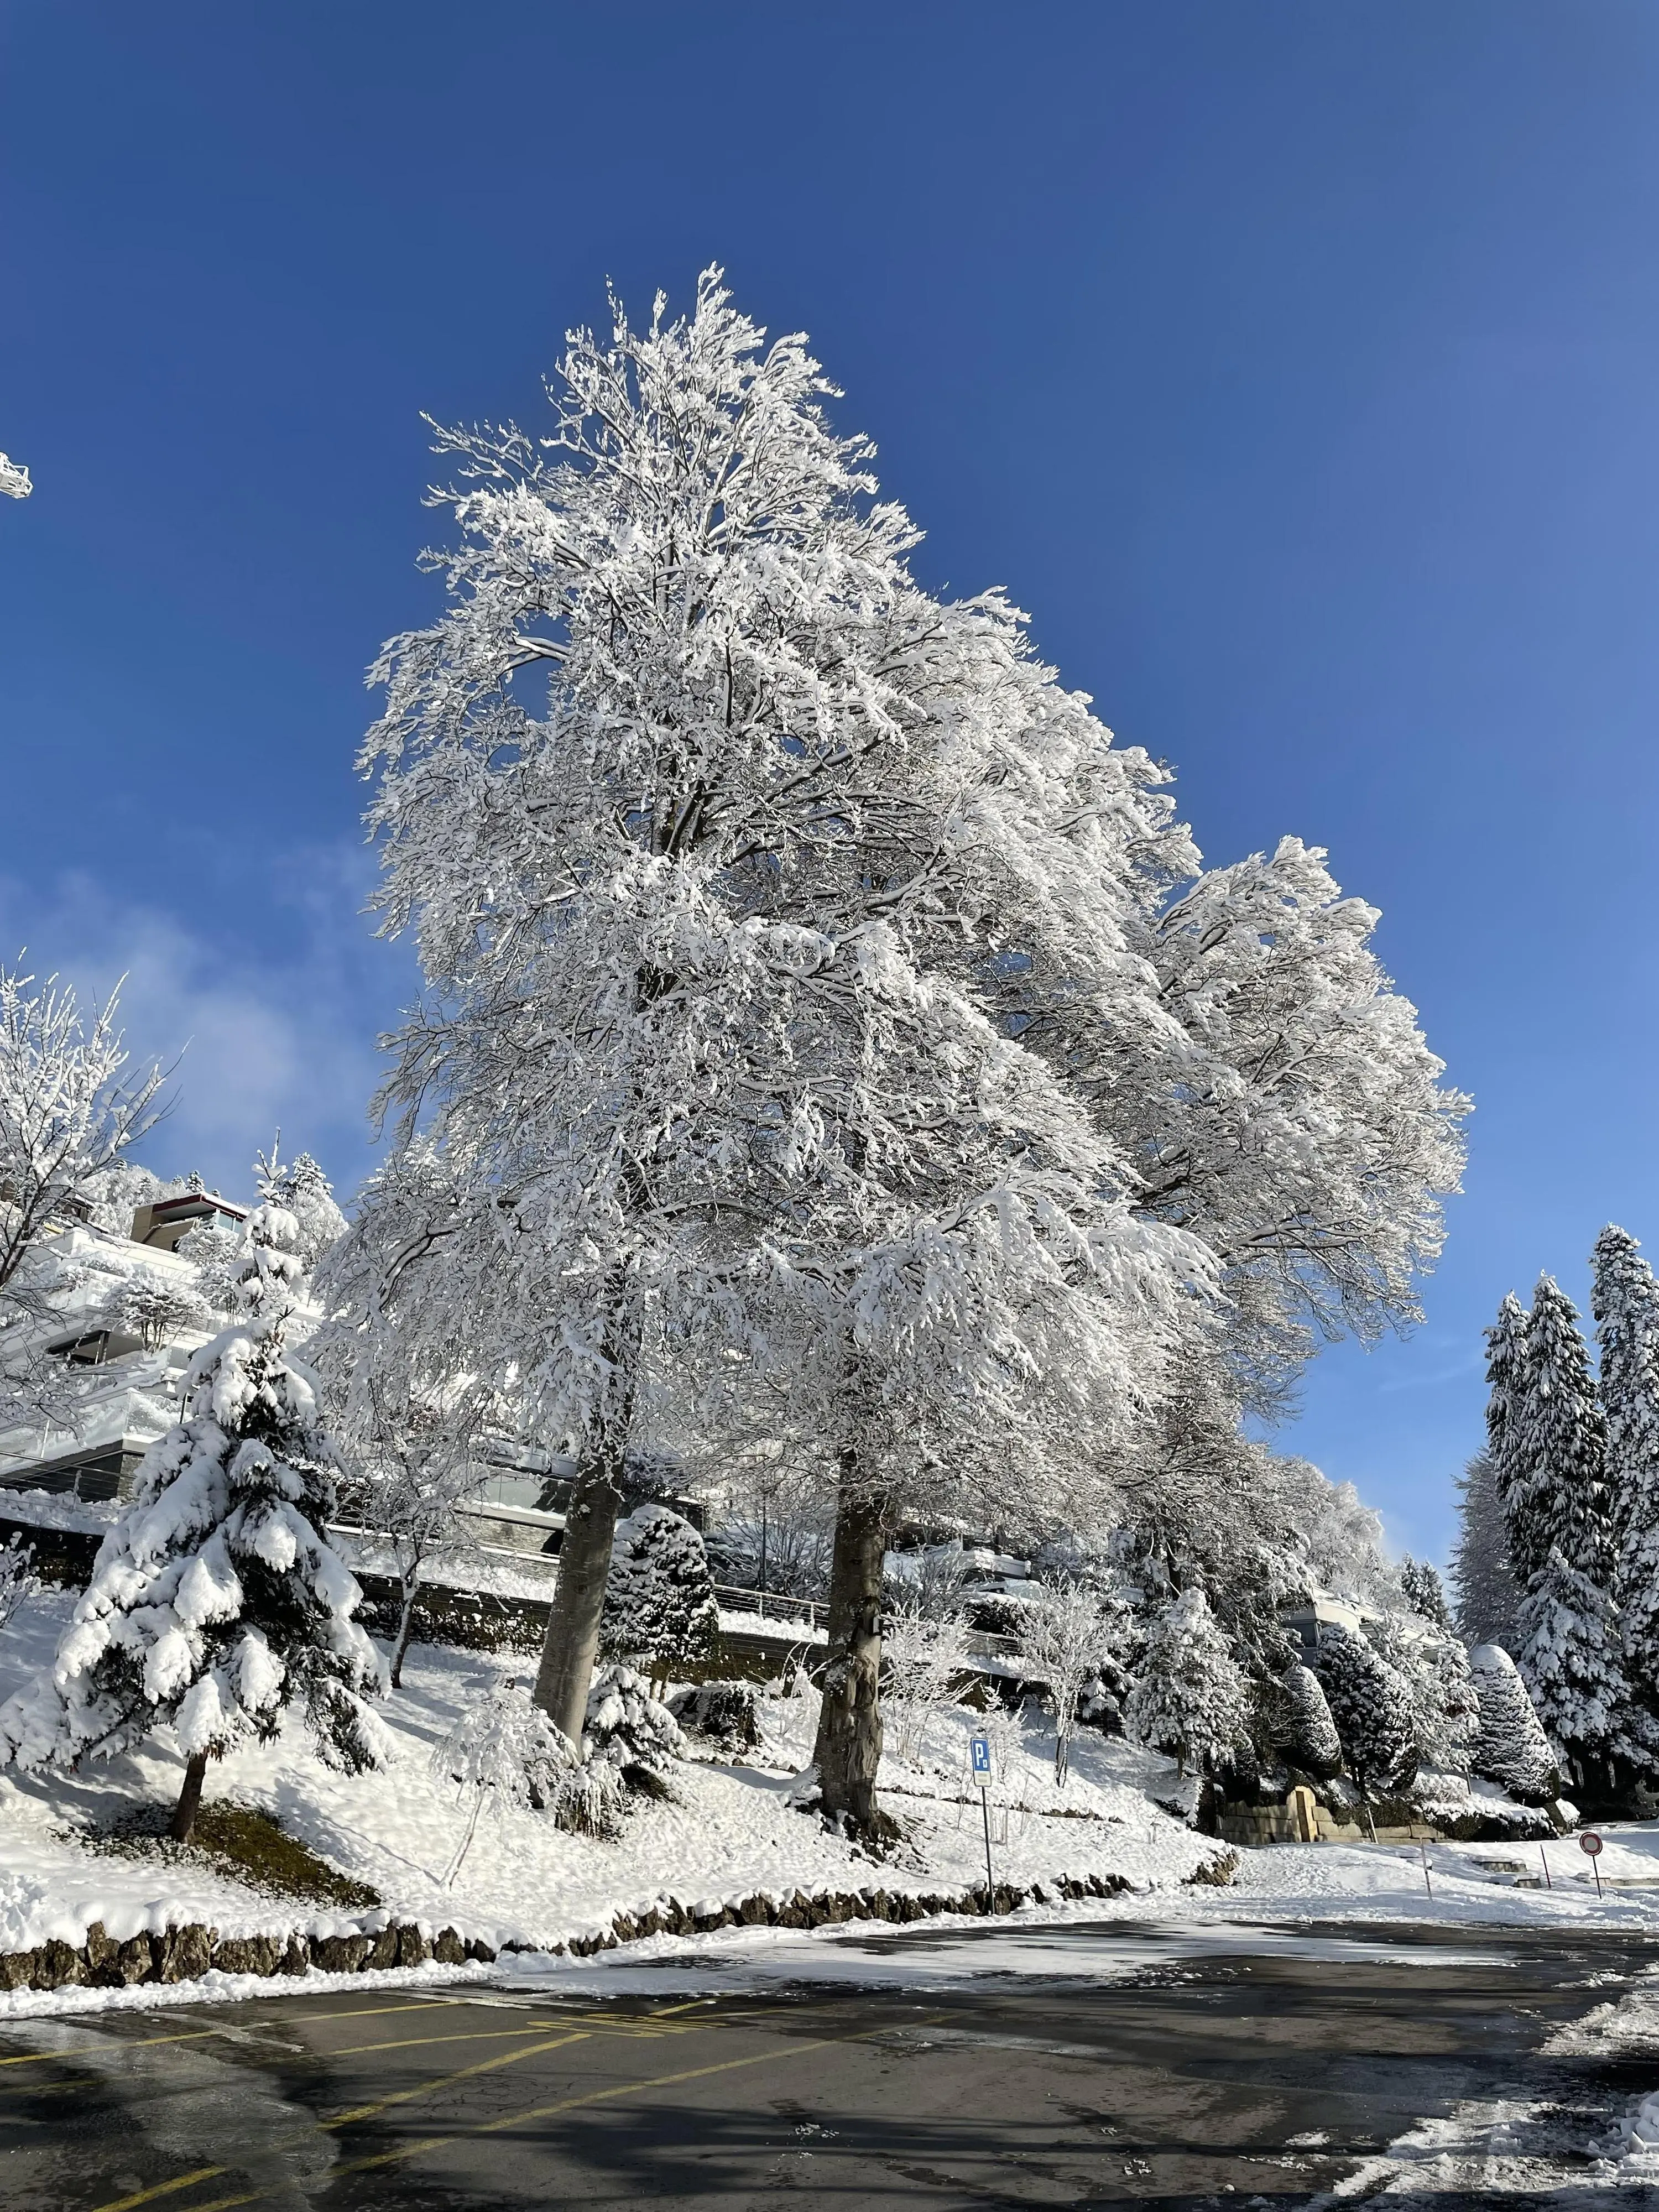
[82,1801,380,1909]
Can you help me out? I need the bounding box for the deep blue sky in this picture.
[3,2,1656,1561]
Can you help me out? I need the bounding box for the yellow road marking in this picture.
[92,2169,226,2212]
[0,2028,221,2072]
[326,2025,573,2060]
[316,2030,594,2132]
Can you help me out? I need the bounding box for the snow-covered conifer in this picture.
[601,1505,719,1702]
[1400,1557,1452,1632]
[1484,1293,1530,1557]
[1469,1643,1558,1803]
[1124,1587,1250,1778]
[582,1662,684,1801]
[1277,1661,1342,1778]
[265,1152,347,1274]
[1311,1623,1415,1795]
[0,1155,385,1841]
[1451,1449,1522,1648]
[1590,1224,1659,1722]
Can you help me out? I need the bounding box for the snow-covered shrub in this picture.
[668,1678,761,1752]
[0,1157,386,1839]
[110,1271,210,1351]
[1470,1642,1559,1803]
[602,1505,719,1698]
[1312,1623,1416,1794]
[1125,1588,1250,1777]
[882,1604,973,1767]
[0,1535,36,1633]
[1276,1661,1342,1779]
[1020,1577,1121,1783]
[429,1679,593,1872]
[175,1217,243,1315]
[583,1663,684,1802]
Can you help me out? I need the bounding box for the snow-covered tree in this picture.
[1312,1623,1415,1795]
[1483,1293,1530,1544]
[1021,1577,1120,1783]
[1276,1660,1342,1779]
[0,1155,385,1841]
[1469,1643,1558,1804]
[0,963,165,1418]
[335,269,1209,1843]
[0,1535,35,1634]
[1505,1275,1633,1790]
[1124,1587,1250,1778]
[430,1677,588,1879]
[881,1601,973,1767]
[1368,1614,1479,1779]
[1451,1448,1522,1648]
[1400,1557,1452,1632]
[582,1662,684,1802]
[0,452,30,499]
[601,1505,719,1702]
[1590,1224,1659,1724]
[1088,835,1468,1405]
[265,1152,347,1274]
[110,1271,211,1352]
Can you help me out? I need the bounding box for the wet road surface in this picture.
[2,1918,1656,2209]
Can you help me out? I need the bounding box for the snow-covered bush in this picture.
[1276,1661,1342,1779]
[176,1216,243,1316]
[1470,1642,1559,1804]
[0,1157,386,1841]
[1021,1578,1121,1783]
[583,1663,684,1802]
[1312,1623,1416,1794]
[110,1271,211,1351]
[429,1678,595,1873]
[0,1535,36,1633]
[602,1505,719,1699]
[1125,1588,1250,1778]
[668,1678,761,1752]
[882,1604,973,1767]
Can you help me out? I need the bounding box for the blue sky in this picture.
[3,2,1657,1561]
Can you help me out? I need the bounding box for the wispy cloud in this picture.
[0,843,416,1205]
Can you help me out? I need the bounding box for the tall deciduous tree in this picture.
[336,271,1205,1829]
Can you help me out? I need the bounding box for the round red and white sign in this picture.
[1580,1831,1604,1856]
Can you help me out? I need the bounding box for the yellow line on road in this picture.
[0,2028,221,2072]
[92,2169,227,2212]
[326,2024,573,2059]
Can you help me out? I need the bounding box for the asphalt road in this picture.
[2,1918,1657,2210]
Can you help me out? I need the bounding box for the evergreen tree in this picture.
[601,1505,719,1702]
[1124,1587,1250,1778]
[1312,1623,1415,1795]
[1590,1225,1659,1722]
[0,1155,385,1840]
[1508,1275,1632,1791]
[1484,1292,1531,1567]
[1469,1644,1558,1804]
[1400,1557,1452,1632]
[1451,1448,1522,1648]
[1277,1660,1342,1778]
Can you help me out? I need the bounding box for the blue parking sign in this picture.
[970,1734,992,1782]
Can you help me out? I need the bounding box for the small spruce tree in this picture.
[1278,1660,1342,1779]
[1400,1557,1453,1632]
[1124,1587,1250,1778]
[0,1154,385,1840]
[1469,1643,1559,1804]
[1451,1448,1522,1648]
[1312,1623,1416,1796]
[601,1505,719,1703]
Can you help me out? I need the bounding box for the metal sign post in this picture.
[971,1734,994,1900]
[1581,1830,1604,1898]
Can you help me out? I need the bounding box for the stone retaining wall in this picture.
[0,1863,1226,1999]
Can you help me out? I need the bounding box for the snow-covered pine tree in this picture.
[1507,1275,1633,1794]
[1469,1643,1558,1803]
[1451,1448,1522,1648]
[1124,1587,1250,1778]
[1484,1293,1530,1562]
[1590,1224,1659,1727]
[1400,1557,1453,1632]
[1311,1623,1415,1796]
[333,270,1207,1838]
[1277,1661,1342,1779]
[0,1155,385,1841]
[266,1152,347,1274]
[601,1505,719,1701]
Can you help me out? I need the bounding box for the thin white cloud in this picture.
[0,844,414,1206]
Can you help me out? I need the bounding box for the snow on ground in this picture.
[0,1590,1214,1997]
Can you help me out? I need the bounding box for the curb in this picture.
[0,1853,1235,1997]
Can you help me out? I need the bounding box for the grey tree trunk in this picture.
[811,1455,896,1843]
[170,1748,209,1844]
[532,1450,627,1744]
[389,1571,420,1690]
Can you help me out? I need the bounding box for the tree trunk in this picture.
[529,1271,642,1744]
[170,1749,210,1844]
[811,1455,896,1844]
[389,1573,420,1690]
